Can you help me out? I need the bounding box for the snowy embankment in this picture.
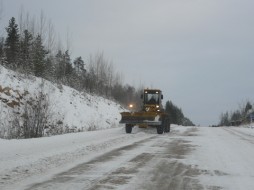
[240,123,254,129]
[0,65,125,137]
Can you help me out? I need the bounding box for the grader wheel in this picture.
[164,118,170,133]
[156,125,163,134]
[157,117,170,134]
[125,124,133,133]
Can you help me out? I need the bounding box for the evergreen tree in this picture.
[55,50,64,82]
[63,51,72,76]
[165,100,194,126]
[74,56,85,76]
[230,111,241,122]
[20,29,33,73]
[4,17,20,68]
[73,56,86,90]
[165,101,178,124]
[245,101,252,114]
[219,112,230,126]
[63,50,73,85]
[0,37,4,63]
[54,50,73,85]
[85,62,97,93]
[31,35,48,77]
[44,56,55,81]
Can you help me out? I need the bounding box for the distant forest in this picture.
[219,101,254,126]
[0,13,194,126]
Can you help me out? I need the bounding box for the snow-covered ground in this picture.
[0,65,124,138]
[0,126,157,190]
[1,125,254,190]
[182,126,254,190]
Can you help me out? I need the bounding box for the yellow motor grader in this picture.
[119,89,170,134]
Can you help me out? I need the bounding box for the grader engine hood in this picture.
[143,104,162,112]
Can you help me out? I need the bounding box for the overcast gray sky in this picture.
[1,0,254,126]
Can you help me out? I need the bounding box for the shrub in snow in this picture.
[6,91,50,138]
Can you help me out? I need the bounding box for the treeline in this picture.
[165,101,195,126]
[219,101,254,126]
[0,16,141,106]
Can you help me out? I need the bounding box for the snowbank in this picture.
[0,65,125,137]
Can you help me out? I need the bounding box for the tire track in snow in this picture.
[86,127,206,190]
[223,127,254,144]
[24,136,158,190]
[4,126,212,190]
[0,129,157,190]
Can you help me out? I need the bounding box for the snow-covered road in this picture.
[1,125,254,190]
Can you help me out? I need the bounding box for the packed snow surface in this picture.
[1,125,254,190]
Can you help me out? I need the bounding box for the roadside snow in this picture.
[0,65,125,137]
[181,126,254,190]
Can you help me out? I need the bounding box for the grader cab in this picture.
[119,89,170,134]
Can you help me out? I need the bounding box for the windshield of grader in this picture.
[144,92,160,105]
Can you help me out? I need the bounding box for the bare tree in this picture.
[22,90,49,138]
[87,52,120,96]
[46,19,56,54]
[106,62,114,97]
[18,5,25,37]
[38,10,46,39]
[0,0,3,23]
[65,27,72,55]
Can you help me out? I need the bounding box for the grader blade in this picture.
[120,112,162,125]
